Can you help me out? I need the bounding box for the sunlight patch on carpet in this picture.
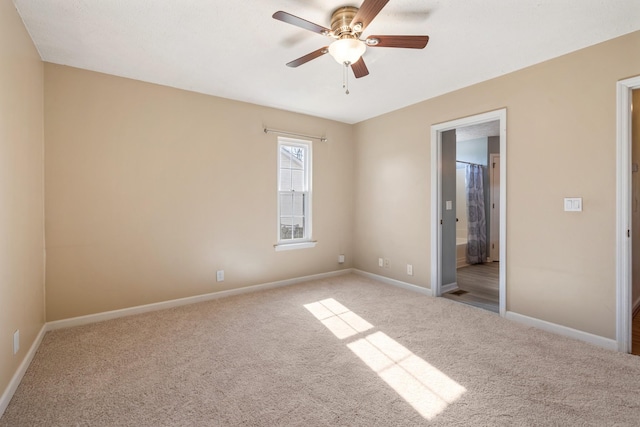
[304,298,373,339]
[304,299,466,420]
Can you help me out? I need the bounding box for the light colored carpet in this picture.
[2,273,640,426]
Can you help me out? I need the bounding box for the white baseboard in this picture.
[2,269,355,417]
[1,269,622,420]
[353,269,432,296]
[0,324,47,418]
[505,311,617,351]
[441,282,459,293]
[48,269,353,331]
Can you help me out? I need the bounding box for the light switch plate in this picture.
[564,197,582,212]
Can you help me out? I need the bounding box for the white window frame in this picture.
[275,137,316,251]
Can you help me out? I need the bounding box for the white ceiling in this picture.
[456,121,500,142]
[13,0,640,124]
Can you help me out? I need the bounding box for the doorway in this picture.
[430,109,507,316]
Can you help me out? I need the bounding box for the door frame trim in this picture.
[430,108,507,316]
[616,76,640,353]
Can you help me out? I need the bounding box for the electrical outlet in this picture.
[216,270,224,282]
[13,330,19,355]
[384,258,390,268]
[378,258,384,267]
[338,254,345,264]
[407,264,413,276]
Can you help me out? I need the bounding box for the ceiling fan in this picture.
[273,0,429,87]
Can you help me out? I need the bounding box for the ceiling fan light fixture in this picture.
[328,38,366,65]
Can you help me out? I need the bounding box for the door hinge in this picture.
[628,229,631,238]
[440,219,443,225]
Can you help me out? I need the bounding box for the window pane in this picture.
[291,170,304,191]
[280,217,294,240]
[279,169,292,191]
[290,146,304,163]
[280,193,293,216]
[280,146,292,168]
[290,157,304,171]
[292,217,305,238]
[292,193,305,216]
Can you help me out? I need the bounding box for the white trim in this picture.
[277,138,313,245]
[1,270,621,417]
[274,241,317,251]
[498,114,507,317]
[430,126,440,297]
[616,76,640,353]
[456,256,468,268]
[506,311,617,351]
[2,270,353,415]
[0,324,47,417]
[430,109,507,317]
[441,282,459,293]
[353,269,432,296]
[48,269,351,331]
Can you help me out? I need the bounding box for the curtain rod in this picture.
[456,160,484,166]
[263,127,327,142]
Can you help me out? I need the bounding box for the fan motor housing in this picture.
[330,6,360,38]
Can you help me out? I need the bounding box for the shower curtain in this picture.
[466,164,487,264]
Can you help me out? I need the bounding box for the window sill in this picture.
[274,241,317,252]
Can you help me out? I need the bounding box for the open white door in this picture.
[490,154,501,261]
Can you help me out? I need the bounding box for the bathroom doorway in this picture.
[430,109,507,316]
[444,124,501,312]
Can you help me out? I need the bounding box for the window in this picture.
[276,138,314,250]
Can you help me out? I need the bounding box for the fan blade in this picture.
[273,11,331,36]
[350,0,389,31]
[351,57,369,78]
[366,35,429,49]
[286,47,329,68]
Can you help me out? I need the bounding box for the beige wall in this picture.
[6,3,638,353]
[354,31,640,339]
[0,1,45,401]
[44,64,355,321]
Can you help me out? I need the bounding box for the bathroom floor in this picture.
[443,262,499,313]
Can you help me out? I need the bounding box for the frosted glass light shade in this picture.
[328,38,366,65]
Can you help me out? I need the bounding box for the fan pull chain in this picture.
[343,62,350,95]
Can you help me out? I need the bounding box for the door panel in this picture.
[441,130,457,286]
[490,154,501,261]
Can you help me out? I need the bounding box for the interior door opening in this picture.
[430,109,507,316]
[444,128,501,312]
